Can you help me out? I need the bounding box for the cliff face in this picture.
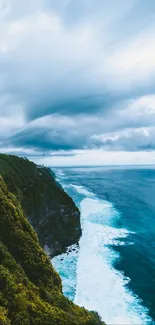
[0,154,81,256]
[0,176,104,325]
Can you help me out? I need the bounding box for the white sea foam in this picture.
[56,170,65,177]
[52,244,78,301]
[53,182,151,325]
[54,169,65,181]
[73,188,151,325]
[70,184,95,197]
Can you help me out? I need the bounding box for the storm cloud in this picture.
[1,0,155,164]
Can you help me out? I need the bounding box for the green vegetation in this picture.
[0,175,104,325]
[0,154,81,256]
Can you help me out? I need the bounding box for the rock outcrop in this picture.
[0,154,81,256]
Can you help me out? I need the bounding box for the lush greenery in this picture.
[0,176,104,325]
[0,154,81,256]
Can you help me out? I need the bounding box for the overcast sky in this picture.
[1,0,155,166]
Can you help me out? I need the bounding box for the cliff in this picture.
[0,154,81,256]
[0,176,104,325]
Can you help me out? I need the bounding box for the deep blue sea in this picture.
[52,166,155,325]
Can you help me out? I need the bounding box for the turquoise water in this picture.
[52,166,155,324]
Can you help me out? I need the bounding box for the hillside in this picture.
[0,154,81,256]
[0,176,104,324]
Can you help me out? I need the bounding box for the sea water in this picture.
[52,166,155,324]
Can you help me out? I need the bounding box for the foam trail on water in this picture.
[73,188,151,325]
[70,184,95,197]
[52,178,151,325]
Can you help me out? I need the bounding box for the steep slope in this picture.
[0,154,81,256]
[0,176,104,325]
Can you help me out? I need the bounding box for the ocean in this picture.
[52,166,155,324]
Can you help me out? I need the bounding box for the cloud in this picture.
[2,93,155,156]
[105,29,155,94]
[6,113,104,151]
[0,10,107,121]
[1,0,155,163]
[91,127,155,151]
[1,0,155,120]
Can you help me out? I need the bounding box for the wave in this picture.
[54,169,66,181]
[52,179,151,325]
[74,186,151,325]
[70,184,95,197]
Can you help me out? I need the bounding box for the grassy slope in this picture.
[0,176,104,325]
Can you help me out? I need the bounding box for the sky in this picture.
[1,0,155,166]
